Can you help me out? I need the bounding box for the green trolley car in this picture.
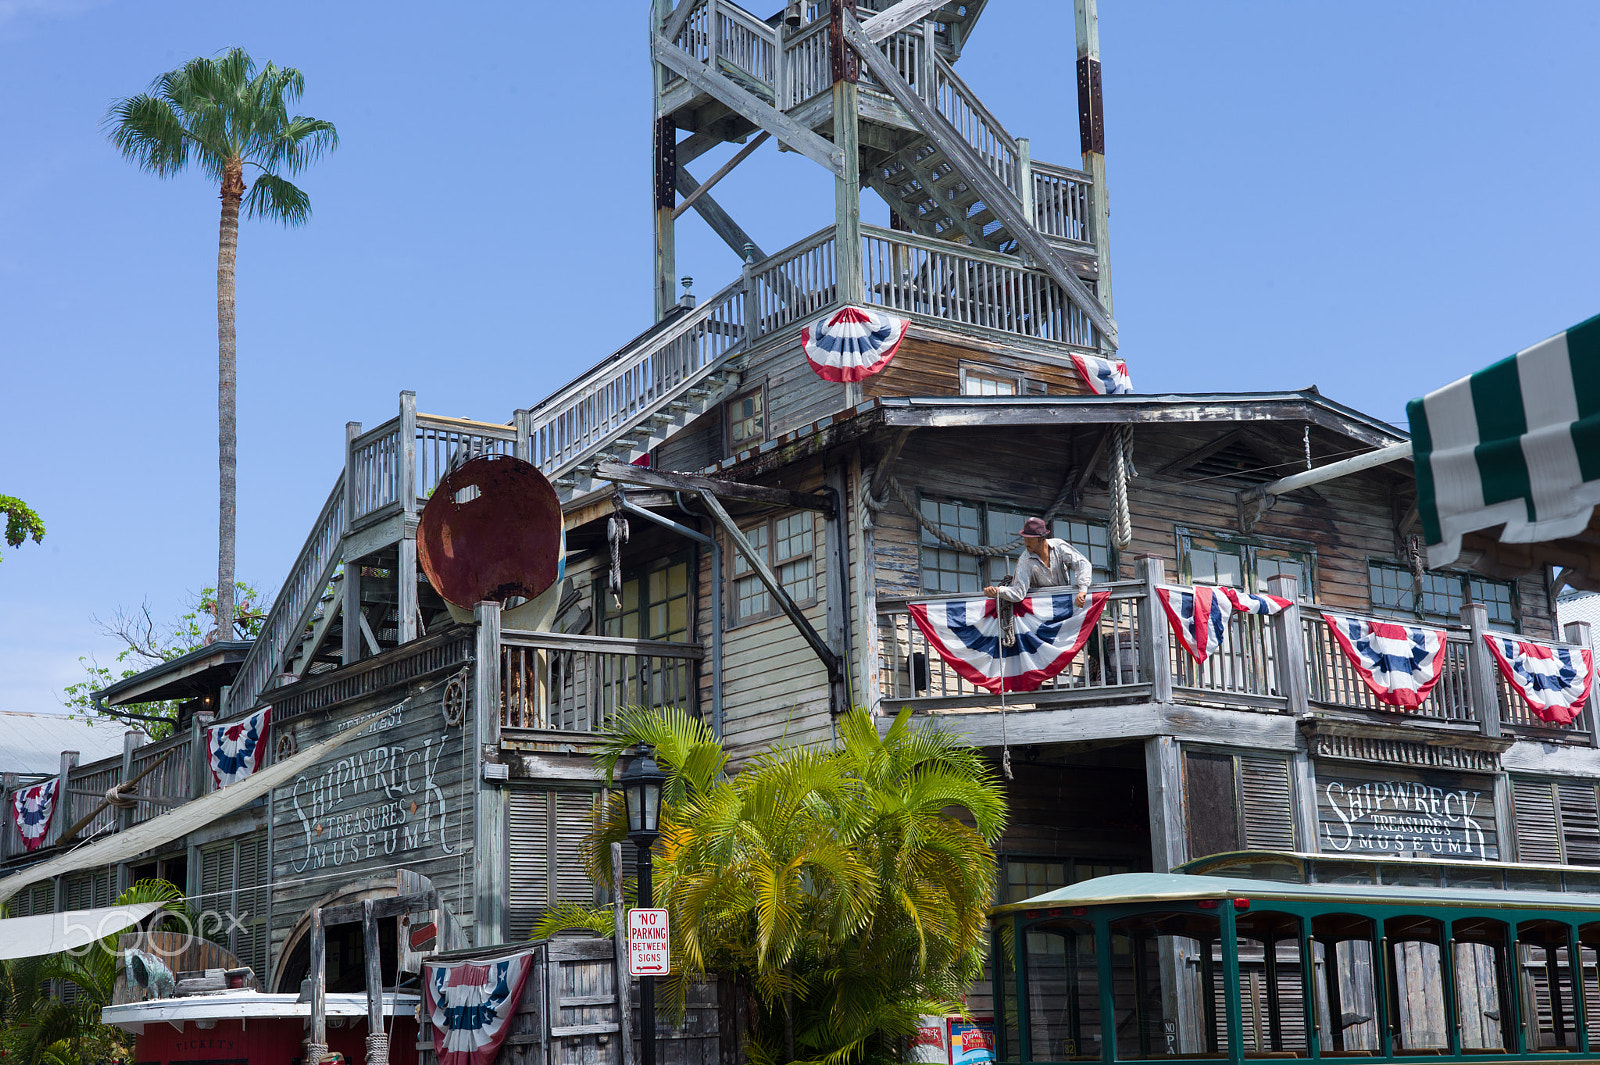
[991,852,1600,1065]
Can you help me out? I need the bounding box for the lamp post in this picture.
[620,744,666,1065]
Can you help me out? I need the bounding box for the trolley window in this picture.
[1109,911,1226,1059]
[1312,912,1382,1055]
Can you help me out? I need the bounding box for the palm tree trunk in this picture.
[216,160,244,639]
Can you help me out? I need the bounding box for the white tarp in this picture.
[0,698,402,906]
[0,901,164,960]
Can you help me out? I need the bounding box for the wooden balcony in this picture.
[875,564,1598,748]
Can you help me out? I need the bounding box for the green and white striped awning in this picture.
[1410,312,1600,568]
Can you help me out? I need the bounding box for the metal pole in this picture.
[638,842,657,1065]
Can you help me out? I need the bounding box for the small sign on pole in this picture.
[628,908,670,977]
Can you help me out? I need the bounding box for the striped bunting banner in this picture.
[1483,635,1595,725]
[1409,312,1600,567]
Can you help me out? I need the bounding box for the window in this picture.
[598,558,690,642]
[508,788,603,940]
[960,365,1021,396]
[1001,856,1133,904]
[1512,778,1600,865]
[919,494,1114,594]
[726,386,764,451]
[1368,560,1516,629]
[731,512,816,622]
[1176,527,1315,599]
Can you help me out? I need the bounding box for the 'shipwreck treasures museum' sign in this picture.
[267,672,475,975]
[1316,765,1499,860]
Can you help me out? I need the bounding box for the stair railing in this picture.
[928,50,1020,196]
[222,474,348,719]
[1031,160,1095,249]
[779,17,833,108]
[524,280,749,478]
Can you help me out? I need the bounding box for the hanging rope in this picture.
[608,491,630,610]
[1109,425,1136,551]
[366,1031,390,1065]
[884,478,1016,557]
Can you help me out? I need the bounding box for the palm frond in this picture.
[243,172,311,225]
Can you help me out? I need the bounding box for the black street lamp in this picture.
[620,744,666,1065]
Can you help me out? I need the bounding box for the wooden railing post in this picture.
[52,751,77,848]
[1138,557,1172,704]
[118,729,146,834]
[742,254,760,343]
[344,421,362,526]
[190,712,213,798]
[473,600,505,946]
[1462,603,1502,738]
[1567,619,1600,747]
[1268,575,1308,716]
[398,392,419,645]
[1017,137,1034,225]
[513,409,532,462]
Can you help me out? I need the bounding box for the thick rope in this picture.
[1109,425,1136,551]
[305,1043,329,1065]
[366,1031,390,1065]
[608,493,630,610]
[885,478,1015,557]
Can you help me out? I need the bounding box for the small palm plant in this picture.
[536,707,1006,1065]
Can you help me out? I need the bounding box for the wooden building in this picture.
[4,2,1599,1061]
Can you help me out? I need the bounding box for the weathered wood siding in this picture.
[868,423,1554,636]
[696,457,837,761]
[863,328,1094,400]
[267,664,476,979]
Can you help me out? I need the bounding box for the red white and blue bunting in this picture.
[1156,585,1293,663]
[424,951,534,1065]
[1070,353,1133,396]
[1321,613,1447,710]
[801,305,909,382]
[12,778,58,853]
[908,592,1108,694]
[207,707,271,789]
[1483,635,1595,725]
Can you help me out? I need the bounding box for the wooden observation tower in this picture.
[647,0,1116,344]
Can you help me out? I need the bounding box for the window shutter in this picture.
[1185,751,1242,860]
[556,791,600,904]
[507,790,551,942]
[235,833,269,977]
[1240,756,1296,851]
[1513,779,1563,863]
[1559,784,1600,865]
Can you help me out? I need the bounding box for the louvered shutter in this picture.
[556,791,600,904]
[1559,784,1600,865]
[234,833,269,977]
[1240,756,1296,851]
[1513,779,1564,863]
[507,791,552,941]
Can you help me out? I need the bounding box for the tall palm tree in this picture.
[106,49,337,635]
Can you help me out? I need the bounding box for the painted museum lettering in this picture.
[283,702,459,874]
[1317,769,1497,860]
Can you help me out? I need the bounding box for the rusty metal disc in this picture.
[417,454,564,609]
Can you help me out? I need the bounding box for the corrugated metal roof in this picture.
[0,711,130,777]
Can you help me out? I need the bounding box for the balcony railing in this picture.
[876,564,1598,747]
[500,630,704,734]
[878,580,1150,708]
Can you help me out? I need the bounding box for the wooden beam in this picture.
[651,36,846,177]
[695,491,842,690]
[839,14,1118,345]
[861,0,947,41]
[672,131,770,220]
[593,462,836,517]
[868,428,913,498]
[660,0,699,46]
[677,169,765,259]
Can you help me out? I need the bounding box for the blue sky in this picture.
[3,1,1599,713]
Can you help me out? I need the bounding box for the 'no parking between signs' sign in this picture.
[628,908,670,976]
